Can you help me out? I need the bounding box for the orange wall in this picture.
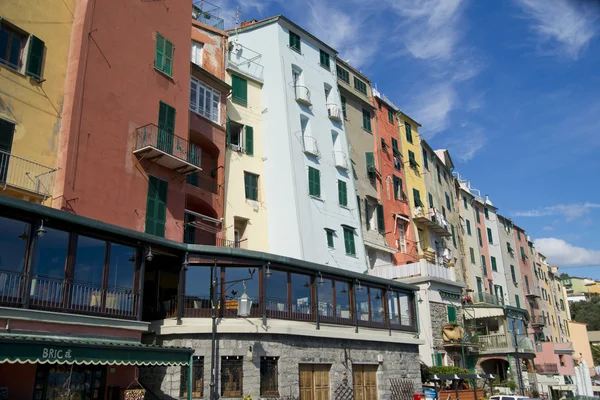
[569,321,595,374]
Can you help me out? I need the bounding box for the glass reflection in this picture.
[72,236,106,309]
[0,216,29,273]
[106,243,136,312]
[290,273,311,315]
[30,227,69,304]
[399,293,413,326]
[355,284,369,321]
[387,291,400,325]
[317,278,333,317]
[266,270,287,312]
[371,288,384,323]
[335,281,351,320]
[185,266,212,313]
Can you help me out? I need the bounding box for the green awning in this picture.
[0,335,192,366]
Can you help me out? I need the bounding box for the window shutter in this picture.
[155,34,165,70]
[447,306,457,323]
[515,295,520,308]
[164,39,173,76]
[184,213,196,244]
[428,193,433,209]
[376,204,384,233]
[357,196,361,222]
[391,138,399,155]
[470,247,475,264]
[226,118,231,145]
[451,225,456,247]
[422,148,428,169]
[487,228,493,244]
[405,122,412,142]
[308,167,320,197]
[245,126,254,155]
[145,176,168,237]
[338,180,347,206]
[435,353,443,367]
[232,75,248,106]
[365,200,369,231]
[446,193,451,210]
[244,172,250,199]
[26,36,45,79]
[466,220,471,235]
[413,189,422,207]
[491,256,497,271]
[365,152,375,171]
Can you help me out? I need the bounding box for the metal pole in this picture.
[188,352,193,400]
[512,319,524,395]
[209,261,218,400]
[262,263,267,327]
[315,273,320,330]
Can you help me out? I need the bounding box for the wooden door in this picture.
[314,364,330,400]
[299,364,330,400]
[353,365,378,400]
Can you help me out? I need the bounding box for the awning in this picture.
[464,307,504,320]
[551,385,576,391]
[364,240,397,254]
[0,334,193,366]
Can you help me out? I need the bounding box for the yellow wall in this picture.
[224,72,268,251]
[0,0,75,202]
[398,115,430,252]
[569,321,595,375]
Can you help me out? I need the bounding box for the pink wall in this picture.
[536,342,575,375]
[473,201,493,292]
[0,318,142,340]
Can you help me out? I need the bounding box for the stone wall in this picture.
[430,301,464,366]
[140,333,421,400]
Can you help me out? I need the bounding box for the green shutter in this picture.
[466,220,471,235]
[158,102,175,154]
[26,36,45,79]
[326,230,334,248]
[491,256,497,271]
[232,75,248,106]
[357,196,361,222]
[319,50,330,69]
[484,208,489,219]
[487,228,493,244]
[244,172,258,200]
[341,95,347,119]
[463,196,468,209]
[164,39,173,76]
[482,255,487,276]
[376,204,384,233]
[520,246,526,259]
[391,138,400,155]
[435,353,443,367]
[145,176,168,237]
[470,248,475,264]
[446,193,451,210]
[154,33,173,76]
[451,225,456,247]
[245,125,254,155]
[388,109,394,124]
[344,228,356,256]
[428,193,433,209]
[447,306,457,323]
[515,295,520,308]
[405,122,413,143]
[289,31,300,51]
[226,118,231,145]
[244,172,250,199]
[365,152,375,172]
[478,228,483,246]
[413,189,423,207]
[476,208,481,223]
[338,180,347,206]
[308,167,320,197]
[362,109,372,131]
[393,176,402,199]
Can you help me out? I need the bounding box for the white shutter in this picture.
[190,78,198,111]
[212,91,220,123]
[191,41,203,66]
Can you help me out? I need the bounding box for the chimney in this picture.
[240,19,257,28]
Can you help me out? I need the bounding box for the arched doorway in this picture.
[480,358,509,380]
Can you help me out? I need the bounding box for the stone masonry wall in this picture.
[140,333,421,400]
[430,301,463,365]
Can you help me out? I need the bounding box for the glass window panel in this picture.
[355,284,369,321]
[0,216,29,273]
[388,291,400,325]
[73,236,106,286]
[290,273,311,315]
[212,92,220,123]
[317,278,333,317]
[225,267,259,310]
[32,227,69,279]
[185,266,212,311]
[335,280,351,319]
[370,288,385,323]
[399,293,413,326]
[108,244,136,290]
[266,269,288,311]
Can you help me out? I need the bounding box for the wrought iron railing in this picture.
[192,1,225,30]
[478,333,533,352]
[134,124,202,167]
[0,269,24,306]
[536,363,558,374]
[0,150,57,198]
[472,291,503,305]
[294,85,311,105]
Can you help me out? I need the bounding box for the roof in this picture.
[372,88,400,112]
[337,58,371,83]
[588,331,600,342]
[398,111,422,127]
[0,195,418,293]
[191,62,231,90]
[227,15,338,54]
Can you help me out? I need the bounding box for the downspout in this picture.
[415,291,421,338]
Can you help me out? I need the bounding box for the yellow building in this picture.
[0,0,74,203]
[223,45,268,251]
[397,113,431,257]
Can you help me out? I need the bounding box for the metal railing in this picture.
[478,333,533,352]
[536,363,558,374]
[294,85,311,105]
[327,104,342,121]
[0,150,57,198]
[530,314,546,325]
[134,124,202,167]
[187,171,219,194]
[0,269,24,306]
[525,286,541,297]
[192,1,225,30]
[227,50,264,81]
[413,207,450,233]
[332,151,349,170]
[472,291,503,306]
[302,136,320,157]
[371,260,456,282]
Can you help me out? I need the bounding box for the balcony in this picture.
[295,85,312,106]
[525,287,541,298]
[227,46,264,82]
[536,363,559,374]
[332,151,349,170]
[554,342,574,354]
[302,136,320,157]
[192,1,224,30]
[133,124,201,175]
[472,292,504,306]
[478,333,534,353]
[530,314,546,327]
[0,270,138,320]
[412,207,452,237]
[370,260,456,282]
[327,104,342,121]
[187,171,219,194]
[0,150,58,199]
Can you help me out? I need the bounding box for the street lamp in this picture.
[237,281,253,317]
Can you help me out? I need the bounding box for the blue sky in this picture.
[217,0,600,278]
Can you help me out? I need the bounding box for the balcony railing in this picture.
[0,270,138,320]
[327,104,342,121]
[530,314,546,326]
[371,260,456,282]
[536,363,559,374]
[525,287,541,298]
[227,50,264,82]
[478,333,534,353]
[187,171,219,194]
[134,124,201,175]
[192,1,224,30]
[294,85,311,106]
[332,151,349,170]
[0,150,57,198]
[472,292,504,306]
[302,136,320,157]
[412,207,452,237]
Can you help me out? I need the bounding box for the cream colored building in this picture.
[223,44,268,251]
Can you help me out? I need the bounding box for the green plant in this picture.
[421,362,431,384]
[532,389,540,398]
[243,394,252,400]
[429,366,470,376]
[506,380,517,391]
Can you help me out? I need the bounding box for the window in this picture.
[378,101,382,110]
[0,21,25,71]
[392,138,401,171]
[354,77,367,95]
[145,176,168,237]
[190,77,221,123]
[466,220,472,236]
[362,108,372,132]
[476,277,483,294]
[337,65,349,83]
[436,164,441,184]
[340,95,347,119]
[560,299,565,311]
[495,285,504,302]
[319,49,330,69]
[445,193,451,210]
[244,172,259,201]
[405,122,413,143]
[463,196,468,210]
[451,225,456,247]
[353,365,378,400]
[520,246,526,260]
[388,109,394,124]
[481,255,487,276]
[470,247,475,264]
[393,175,402,199]
[365,152,375,175]
[447,306,457,323]
[515,295,521,309]
[0,119,15,180]
[517,230,521,240]
[338,180,348,206]
[510,265,517,283]
[221,357,243,397]
[289,31,301,52]
[412,188,423,208]
[484,207,489,219]
[428,193,434,209]
[487,228,493,244]
[0,217,29,274]
[422,148,429,169]
[260,357,279,396]
[507,241,514,254]
[190,41,203,66]
[343,227,356,256]
[300,364,331,400]
[245,126,254,155]
[491,256,497,271]
[435,353,444,367]
[477,228,483,247]
[376,204,385,233]
[181,356,204,398]
[308,167,320,197]
[325,229,335,248]
[476,207,481,223]
[33,365,105,400]
[408,150,418,168]
[154,33,173,76]
[231,74,248,106]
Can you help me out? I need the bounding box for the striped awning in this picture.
[0,334,192,366]
[464,307,504,320]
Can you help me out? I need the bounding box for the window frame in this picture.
[466,219,472,236]
[154,32,174,76]
[319,49,330,70]
[260,356,279,396]
[244,171,259,201]
[181,356,204,399]
[308,166,321,198]
[221,356,243,397]
[0,20,28,73]
[190,76,221,124]
[343,227,356,256]
[336,65,350,84]
[354,77,367,95]
[289,31,301,52]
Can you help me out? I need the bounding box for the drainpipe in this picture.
[415,291,421,338]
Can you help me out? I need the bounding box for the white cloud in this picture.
[534,237,600,266]
[542,226,555,231]
[412,84,457,137]
[513,202,600,221]
[442,124,486,162]
[514,0,599,59]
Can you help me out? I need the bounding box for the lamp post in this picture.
[208,263,256,400]
[512,319,525,396]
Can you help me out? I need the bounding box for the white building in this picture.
[483,197,511,307]
[229,17,366,273]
